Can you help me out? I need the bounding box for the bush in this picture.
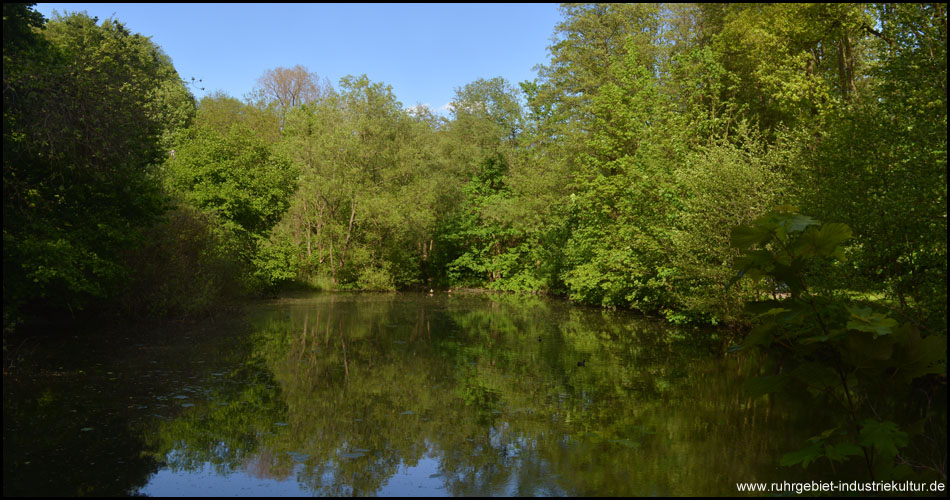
[357,265,395,292]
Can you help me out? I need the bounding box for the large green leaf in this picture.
[823,443,865,463]
[859,419,908,459]
[792,223,852,259]
[730,223,770,249]
[791,362,840,391]
[779,213,821,233]
[846,306,898,337]
[780,442,823,468]
[844,332,895,365]
[742,322,776,348]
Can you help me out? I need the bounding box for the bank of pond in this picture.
[0,292,931,496]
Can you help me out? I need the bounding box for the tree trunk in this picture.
[338,196,357,273]
[329,237,336,283]
[837,35,857,101]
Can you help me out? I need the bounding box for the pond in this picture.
[4,292,834,496]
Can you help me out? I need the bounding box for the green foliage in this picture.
[444,155,515,286]
[3,7,193,325]
[161,122,298,292]
[4,4,945,341]
[195,90,280,143]
[731,208,946,480]
[356,264,395,292]
[785,3,948,335]
[271,75,446,290]
[670,125,786,325]
[251,235,299,291]
[668,45,743,143]
[709,4,875,133]
[1,3,945,486]
[120,205,243,318]
[558,38,677,311]
[164,124,297,239]
[435,77,555,293]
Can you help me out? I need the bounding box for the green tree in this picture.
[670,125,786,326]
[788,3,947,334]
[162,123,298,290]
[708,3,875,134]
[3,7,193,325]
[439,77,547,290]
[274,75,448,289]
[555,36,679,310]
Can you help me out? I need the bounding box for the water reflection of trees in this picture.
[145,293,825,495]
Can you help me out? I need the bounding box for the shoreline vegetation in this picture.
[3,3,945,485]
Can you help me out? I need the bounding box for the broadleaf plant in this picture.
[730,207,946,481]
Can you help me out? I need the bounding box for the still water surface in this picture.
[4,292,828,496]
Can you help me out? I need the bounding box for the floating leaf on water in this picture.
[429,473,444,478]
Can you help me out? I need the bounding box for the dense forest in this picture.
[3,3,946,482]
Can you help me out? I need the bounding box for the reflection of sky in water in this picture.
[377,457,449,497]
[139,435,564,496]
[139,454,451,496]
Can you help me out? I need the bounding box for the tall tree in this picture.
[274,75,446,289]
[708,3,875,133]
[250,65,330,130]
[440,78,527,287]
[162,122,298,290]
[789,3,947,333]
[3,7,194,323]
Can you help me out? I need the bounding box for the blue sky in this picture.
[35,3,563,114]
